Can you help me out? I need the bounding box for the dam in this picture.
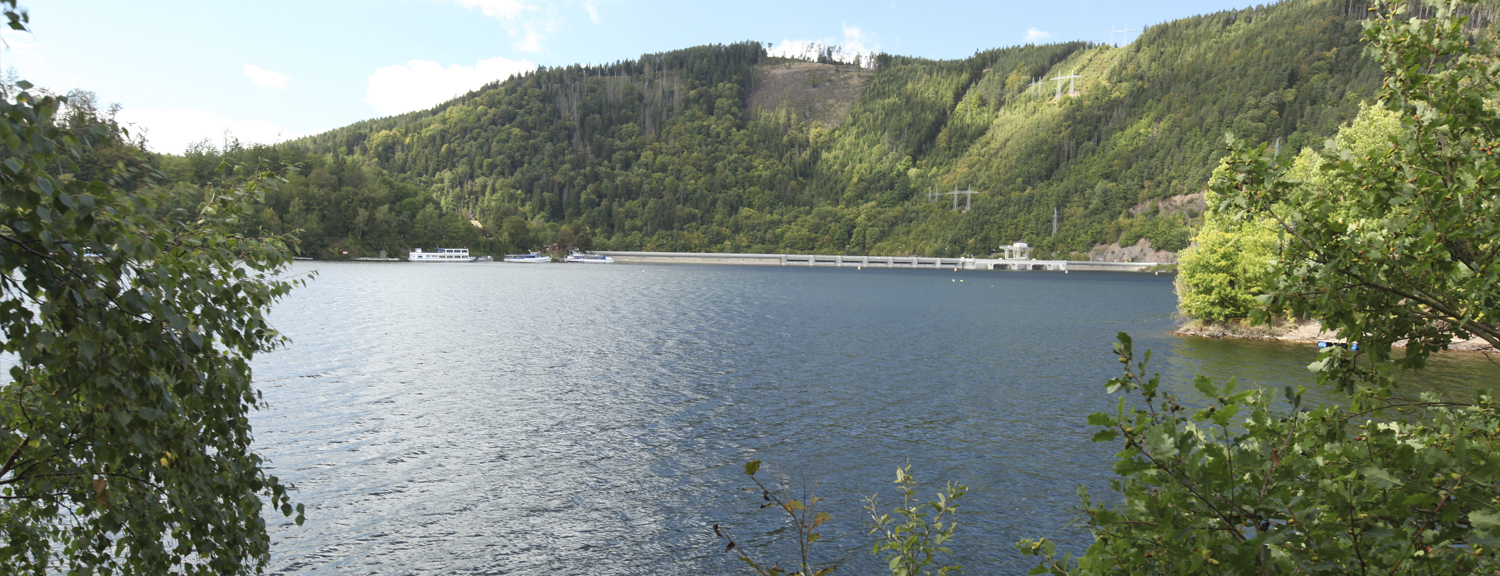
[592,251,1163,272]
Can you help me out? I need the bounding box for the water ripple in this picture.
[251,263,1488,575]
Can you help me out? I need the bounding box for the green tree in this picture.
[501,216,536,251]
[1173,166,1279,321]
[1178,103,1406,323]
[1021,1,1500,573]
[0,4,304,573]
[1226,9,1499,386]
[1173,217,1276,321]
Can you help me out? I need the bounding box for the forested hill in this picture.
[171,0,1390,259]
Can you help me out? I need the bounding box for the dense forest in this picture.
[158,0,1401,259]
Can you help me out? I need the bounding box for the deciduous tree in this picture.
[1020,1,1500,573]
[0,3,305,573]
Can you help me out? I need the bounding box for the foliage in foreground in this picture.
[1019,335,1500,574]
[0,3,305,573]
[1021,1,1500,574]
[864,465,966,576]
[716,459,835,576]
[717,460,966,576]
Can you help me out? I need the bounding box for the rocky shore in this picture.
[1171,319,1496,353]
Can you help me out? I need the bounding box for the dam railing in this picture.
[592,251,1163,272]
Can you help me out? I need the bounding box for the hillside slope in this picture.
[179,0,1388,259]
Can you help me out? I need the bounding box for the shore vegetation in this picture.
[1022,1,1500,573]
[0,3,306,573]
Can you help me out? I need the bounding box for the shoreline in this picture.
[1171,319,1496,354]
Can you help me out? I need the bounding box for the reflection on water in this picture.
[1165,334,1497,406]
[250,263,1494,575]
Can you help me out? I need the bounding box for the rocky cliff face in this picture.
[1089,238,1180,263]
[1128,192,1206,218]
[1084,192,1210,262]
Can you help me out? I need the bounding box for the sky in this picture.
[4,0,1261,155]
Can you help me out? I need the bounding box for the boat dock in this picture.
[592,251,1163,272]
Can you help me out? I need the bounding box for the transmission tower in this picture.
[946,185,979,212]
[1051,70,1082,99]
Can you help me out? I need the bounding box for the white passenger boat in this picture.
[408,248,476,262]
[503,251,553,263]
[564,251,614,263]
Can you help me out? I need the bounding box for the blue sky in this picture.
[6,0,1258,155]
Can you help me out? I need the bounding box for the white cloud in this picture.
[841,23,871,55]
[515,26,546,52]
[582,1,599,23]
[454,0,533,20]
[1024,28,1051,42]
[115,108,295,155]
[364,55,536,116]
[767,39,819,60]
[768,24,878,67]
[242,64,290,89]
[0,32,79,89]
[450,0,559,52]
[0,34,47,72]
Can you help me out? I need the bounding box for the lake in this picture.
[251,261,1491,575]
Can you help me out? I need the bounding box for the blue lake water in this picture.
[251,261,1492,575]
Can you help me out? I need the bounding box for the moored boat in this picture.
[409,248,476,262]
[563,251,614,263]
[503,251,553,263]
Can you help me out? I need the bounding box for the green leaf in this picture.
[1469,510,1500,531]
[812,511,831,527]
[1360,466,1402,488]
[745,460,761,476]
[1193,375,1217,398]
